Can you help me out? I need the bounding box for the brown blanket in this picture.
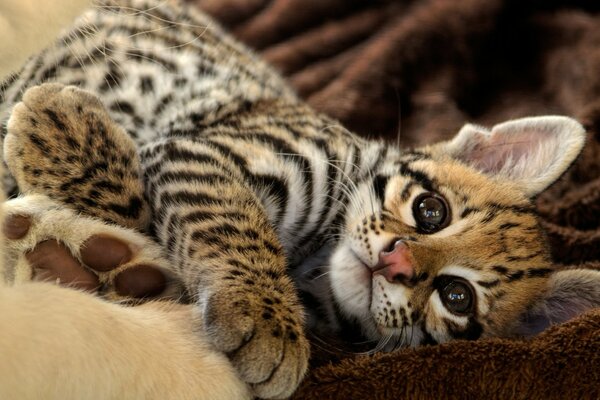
[194,0,600,398]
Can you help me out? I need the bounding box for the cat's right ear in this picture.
[514,269,600,336]
[430,116,586,197]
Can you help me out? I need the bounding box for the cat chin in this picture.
[329,242,379,334]
[327,243,427,347]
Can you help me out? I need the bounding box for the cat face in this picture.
[328,116,600,348]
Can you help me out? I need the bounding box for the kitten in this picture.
[0,1,599,399]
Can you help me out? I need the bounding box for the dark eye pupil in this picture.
[412,193,449,232]
[441,280,473,315]
[418,197,445,224]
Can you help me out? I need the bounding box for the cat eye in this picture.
[412,192,450,233]
[439,278,475,316]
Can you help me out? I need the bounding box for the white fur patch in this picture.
[329,242,374,329]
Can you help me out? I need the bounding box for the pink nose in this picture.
[373,240,415,284]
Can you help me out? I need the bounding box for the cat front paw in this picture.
[2,194,182,301]
[4,82,149,229]
[204,283,309,399]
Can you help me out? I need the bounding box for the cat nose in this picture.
[373,240,415,285]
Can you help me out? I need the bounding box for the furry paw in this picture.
[204,284,309,399]
[4,82,149,230]
[2,194,182,301]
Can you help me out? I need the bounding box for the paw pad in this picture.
[2,195,182,300]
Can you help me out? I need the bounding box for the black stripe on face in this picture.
[373,175,389,204]
[492,265,552,282]
[492,264,524,281]
[526,267,553,278]
[397,162,435,192]
[505,250,544,262]
[482,203,536,223]
[507,270,524,281]
[460,207,480,218]
[281,152,313,233]
[499,222,521,230]
[492,265,508,274]
[400,181,417,202]
[477,279,500,288]
[164,146,223,166]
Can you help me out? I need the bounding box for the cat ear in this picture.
[515,269,600,336]
[442,116,586,197]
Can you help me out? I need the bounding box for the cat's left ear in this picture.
[514,269,600,336]
[437,116,586,197]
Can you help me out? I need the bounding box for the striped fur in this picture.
[0,0,597,397]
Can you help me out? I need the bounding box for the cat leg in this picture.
[3,82,181,299]
[142,137,310,399]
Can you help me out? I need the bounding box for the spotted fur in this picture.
[1,0,599,398]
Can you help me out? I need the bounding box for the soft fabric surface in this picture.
[194,0,600,398]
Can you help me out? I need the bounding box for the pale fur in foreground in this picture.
[0,282,250,400]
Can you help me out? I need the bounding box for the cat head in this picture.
[328,116,599,347]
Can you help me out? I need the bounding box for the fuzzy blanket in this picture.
[194,0,600,398]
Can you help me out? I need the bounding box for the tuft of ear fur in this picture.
[442,116,586,197]
[516,269,600,336]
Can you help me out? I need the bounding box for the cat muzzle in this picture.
[372,240,415,285]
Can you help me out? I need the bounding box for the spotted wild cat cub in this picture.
[1,0,600,399]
